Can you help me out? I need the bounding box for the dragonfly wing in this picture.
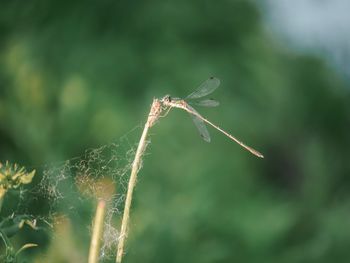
[187,105,211,142]
[191,99,220,107]
[186,77,220,100]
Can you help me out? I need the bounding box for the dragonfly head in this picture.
[161,95,171,103]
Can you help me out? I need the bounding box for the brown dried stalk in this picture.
[116,99,162,263]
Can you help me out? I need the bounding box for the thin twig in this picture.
[89,200,107,263]
[116,99,162,263]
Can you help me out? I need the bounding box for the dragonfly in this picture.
[160,77,264,158]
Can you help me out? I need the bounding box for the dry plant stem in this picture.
[89,200,107,263]
[116,99,161,263]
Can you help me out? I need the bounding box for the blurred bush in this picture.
[1,0,350,262]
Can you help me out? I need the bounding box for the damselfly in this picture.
[160,77,264,158]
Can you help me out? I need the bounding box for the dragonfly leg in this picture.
[159,106,172,118]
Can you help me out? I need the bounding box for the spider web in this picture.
[10,125,146,261]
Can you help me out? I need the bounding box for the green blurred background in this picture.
[1,0,350,262]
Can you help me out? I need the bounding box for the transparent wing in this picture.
[187,105,211,142]
[191,99,220,107]
[186,77,220,100]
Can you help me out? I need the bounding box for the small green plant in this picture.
[0,215,38,262]
[0,161,37,263]
[0,161,35,211]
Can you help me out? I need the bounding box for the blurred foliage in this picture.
[1,0,350,262]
